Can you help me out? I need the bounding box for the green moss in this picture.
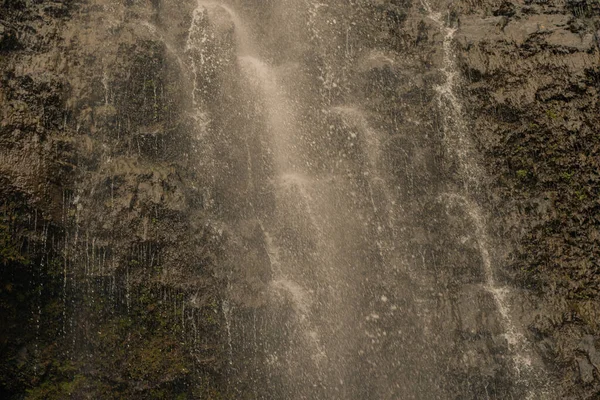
[23,363,84,400]
[516,169,529,180]
[546,108,559,120]
[574,189,587,201]
[560,171,574,181]
[46,257,64,278]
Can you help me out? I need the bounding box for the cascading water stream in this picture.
[329,106,398,268]
[238,56,303,172]
[420,1,549,394]
[185,2,360,396]
[141,21,187,73]
[180,0,555,398]
[196,1,256,55]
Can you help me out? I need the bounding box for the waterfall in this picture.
[182,1,551,398]
[2,0,581,396]
[185,3,353,397]
[238,56,301,171]
[420,0,550,396]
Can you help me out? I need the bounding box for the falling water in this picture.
[0,0,571,395]
[179,0,552,398]
[102,69,110,105]
[420,0,550,395]
[329,106,398,267]
[141,21,187,73]
[239,56,302,171]
[186,6,208,111]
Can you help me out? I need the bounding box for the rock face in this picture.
[0,0,599,398]
[1,1,227,398]
[454,0,600,397]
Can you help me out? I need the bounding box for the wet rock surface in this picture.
[455,0,600,397]
[1,1,227,398]
[0,0,599,398]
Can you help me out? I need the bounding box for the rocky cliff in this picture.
[1,1,227,398]
[1,0,599,398]
[454,0,600,397]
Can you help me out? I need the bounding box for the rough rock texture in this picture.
[1,0,227,398]
[454,0,600,397]
[213,0,541,397]
[1,0,599,398]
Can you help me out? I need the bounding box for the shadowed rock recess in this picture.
[0,0,598,398]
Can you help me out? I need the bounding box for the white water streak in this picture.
[141,21,187,73]
[261,224,328,365]
[194,1,256,55]
[102,69,110,105]
[441,193,528,358]
[206,1,328,370]
[422,1,482,192]
[329,106,396,257]
[185,5,206,110]
[239,56,300,171]
[222,299,234,365]
[422,0,535,380]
